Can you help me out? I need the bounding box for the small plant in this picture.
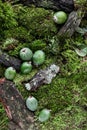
[53,11,67,24]
[75,47,87,57]
[75,44,87,57]
[26,96,38,111]
[3,38,18,50]
[48,36,60,55]
[76,27,87,35]
[5,67,16,80]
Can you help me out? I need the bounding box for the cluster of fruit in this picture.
[4,10,68,80]
[5,47,45,80]
[4,47,50,122]
[26,96,51,122]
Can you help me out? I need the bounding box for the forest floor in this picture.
[0,1,87,130]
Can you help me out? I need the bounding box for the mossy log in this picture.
[6,0,74,13]
[0,78,37,130]
[3,0,87,13]
[24,64,60,91]
[0,49,21,71]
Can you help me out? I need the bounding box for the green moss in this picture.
[0,0,17,41]
[2,38,18,51]
[0,2,57,42]
[33,72,87,130]
[61,50,80,75]
[29,39,46,51]
[13,5,57,41]
[75,0,87,6]
[38,106,87,130]
[46,36,60,55]
[29,71,86,113]
[8,42,29,57]
[4,26,34,43]
[0,104,8,130]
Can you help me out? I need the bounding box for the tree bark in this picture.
[21,0,74,12]
[0,49,21,71]
[24,64,60,91]
[9,0,87,12]
[3,0,74,13]
[3,0,87,13]
[0,78,37,130]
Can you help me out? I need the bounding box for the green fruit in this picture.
[33,50,45,66]
[26,96,38,111]
[21,62,32,74]
[53,11,67,24]
[5,67,16,80]
[19,48,33,61]
[39,109,51,122]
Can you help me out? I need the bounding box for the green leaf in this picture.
[75,47,87,57]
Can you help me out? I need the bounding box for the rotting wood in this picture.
[0,49,21,71]
[24,64,60,91]
[3,0,87,13]
[3,0,74,13]
[0,78,38,130]
[21,0,74,12]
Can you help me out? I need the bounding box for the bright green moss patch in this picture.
[0,0,17,41]
[29,39,46,51]
[38,105,87,130]
[29,72,87,113]
[14,5,57,40]
[61,49,81,75]
[4,5,57,43]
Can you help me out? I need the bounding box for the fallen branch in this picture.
[24,64,60,91]
[0,78,37,130]
[0,49,21,71]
